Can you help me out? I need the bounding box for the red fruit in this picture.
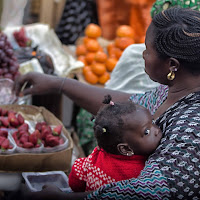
[35,144,40,148]
[8,145,13,149]
[46,135,59,147]
[12,130,19,141]
[41,125,52,139]
[16,140,22,147]
[32,129,41,139]
[52,125,62,136]
[0,130,8,138]
[1,138,9,149]
[0,108,2,116]
[29,133,38,145]
[19,130,29,137]
[8,112,19,127]
[35,122,47,132]
[0,136,6,145]
[23,142,34,148]
[18,123,29,132]
[17,114,24,125]
[0,117,9,127]
[20,135,29,144]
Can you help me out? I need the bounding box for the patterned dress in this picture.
[86,85,200,199]
[69,147,146,192]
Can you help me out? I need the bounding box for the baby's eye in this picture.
[144,129,150,135]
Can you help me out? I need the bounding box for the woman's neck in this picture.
[154,74,200,120]
[167,75,200,101]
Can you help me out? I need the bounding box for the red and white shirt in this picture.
[69,147,146,192]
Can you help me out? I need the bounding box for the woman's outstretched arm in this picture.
[14,72,131,115]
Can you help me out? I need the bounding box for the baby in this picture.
[69,94,162,192]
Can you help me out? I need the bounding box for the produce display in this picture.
[0,31,20,80]
[76,24,135,85]
[0,107,68,154]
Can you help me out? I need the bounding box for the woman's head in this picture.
[150,8,200,75]
[94,95,162,156]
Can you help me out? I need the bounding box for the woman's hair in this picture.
[152,7,200,74]
[93,94,136,154]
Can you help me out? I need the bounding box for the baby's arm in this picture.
[68,157,87,192]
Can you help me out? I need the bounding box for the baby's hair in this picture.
[152,8,200,75]
[94,94,136,154]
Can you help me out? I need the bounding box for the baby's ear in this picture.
[117,143,134,156]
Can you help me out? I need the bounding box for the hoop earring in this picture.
[126,151,134,157]
[167,71,175,81]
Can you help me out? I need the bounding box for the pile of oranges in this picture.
[76,23,135,85]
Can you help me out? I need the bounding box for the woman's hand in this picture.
[14,72,62,96]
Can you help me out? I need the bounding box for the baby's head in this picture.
[94,95,162,156]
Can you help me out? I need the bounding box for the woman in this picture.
[16,8,200,199]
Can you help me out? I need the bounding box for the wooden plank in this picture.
[39,0,54,27]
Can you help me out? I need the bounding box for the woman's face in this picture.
[143,24,169,84]
[123,106,162,156]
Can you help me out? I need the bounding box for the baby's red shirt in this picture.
[68,147,146,192]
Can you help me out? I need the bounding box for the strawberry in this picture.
[16,140,22,147]
[41,125,52,139]
[8,112,19,126]
[20,135,29,144]
[1,138,9,149]
[0,136,6,145]
[12,130,19,141]
[35,122,47,132]
[46,135,59,147]
[0,129,8,138]
[17,114,24,125]
[18,123,29,132]
[23,142,34,148]
[0,107,2,116]
[52,125,62,136]
[0,117,9,127]
[29,133,38,145]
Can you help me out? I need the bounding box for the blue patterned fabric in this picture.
[86,86,200,199]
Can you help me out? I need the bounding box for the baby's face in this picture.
[123,106,162,156]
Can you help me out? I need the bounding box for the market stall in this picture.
[0,23,84,197]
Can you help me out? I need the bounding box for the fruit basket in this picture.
[0,105,73,173]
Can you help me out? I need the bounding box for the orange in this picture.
[86,39,100,52]
[94,51,108,63]
[85,52,96,64]
[115,37,134,50]
[82,65,92,76]
[85,23,101,38]
[83,36,96,45]
[84,70,99,84]
[114,48,123,60]
[108,46,118,58]
[107,43,115,55]
[91,62,106,76]
[98,72,110,84]
[116,25,134,38]
[77,55,87,66]
[76,44,87,56]
[105,57,118,72]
